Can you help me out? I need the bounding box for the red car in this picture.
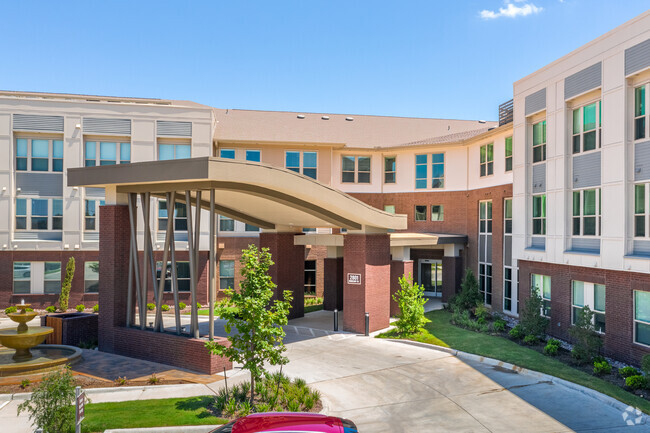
[209,412,358,433]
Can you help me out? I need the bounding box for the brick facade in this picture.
[390,260,414,316]
[323,257,343,311]
[518,260,650,365]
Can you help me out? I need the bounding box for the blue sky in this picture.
[0,1,647,120]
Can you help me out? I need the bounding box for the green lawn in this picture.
[82,396,227,432]
[304,304,324,314]
[381,309,650,414]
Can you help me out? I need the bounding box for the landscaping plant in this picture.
[543,339,561,356]
[45,305,56,313]
[642,354,650,376]
[161,304,170,312]
[17,367,76,433]
[58,257,75,312]
[520,289,548,339]
[474,305,491,325]
[509,324,525,339]
[619,366,641,378]
[146,303,155,311]
[593,359,612,376]
[626,375,648,390]
[20,379,30,389]
[205,245,292,406]
[392,273,429,335]
[492,318,507,333]
[75,304,85,312]
[523,334,538,345]
[93,304,99,313]
[569,306,603,364]
[5,306,17,314]
[178,302,187,310]
[449,268,481,312]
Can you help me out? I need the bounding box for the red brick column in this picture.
[259,232,305,320]
[442,256,464,302]
[343,233,391,333]
[323,257,343,311]
[98,205,131,353]
[390,260,414,317]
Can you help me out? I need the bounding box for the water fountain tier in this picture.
[0,303,53,361]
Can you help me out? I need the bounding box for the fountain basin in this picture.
[0,326,53,361]
[0,344,82,377]
[7,311,38,333]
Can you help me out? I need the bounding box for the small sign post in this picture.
[75,386,85,433]
[347,273,361,285]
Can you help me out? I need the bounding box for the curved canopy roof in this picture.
[67,157,407,231]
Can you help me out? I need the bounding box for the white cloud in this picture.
[480,2,543,20]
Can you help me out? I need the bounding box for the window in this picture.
[13,262,30,294]
[245,224,259,232]
[635,183,650,237]
[220,148,235,159]
[158,200,188,231]
[219,260,235,290]
[634,290,650,346]
[415,154,427,189]
[44,262,61,294]
[304,260,316,294]
[85,141,130,166]
[531,274,551,317]
[341,155,370,183]
[219,215,234,232]
[505,136,513,172]
[286,151,317,179]
[432,153,444,188]
[246,150,261,162]
[532,120,546,163]
[12,261,61,294]
[572,101,601,153]
[384,205,395,214]
[572,189,600,236]
[159,143,191,160]
[480,143,493,177]
[415,205,426,221]
[384,156,396,184]
[431,205,444,221]
[572,281,605,333]
[84,261,99,293]
[503,198,514,313]
[16,198,63,231]
[84,199,105,231]
[16,138,63,172]
[156,261,191,292]
[479,201,492,305]
[635,84,647,141]
[532,194,546,235]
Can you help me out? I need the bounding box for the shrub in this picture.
[25,307,34,312]
[392,273,429,335]
[492,319,507,333]
[75,304,85,312]
[92,304,99,313]
[146,303,155,311]
[451,308,488,333]
[178,302,187,310]
[5,306,17,314]
[619,366,641,378]
[20,379,30,389]
[544,342,559,356]
[449,268,482,312]
[474,305,491,324]
[114,376,127,386]
[58,257,75,312]
[509,324,525,339]
[593,359,612,376]
[626,375,648,390]
[520,290,548,338]
[642,354,650,375]
[17,368,76,433]
[523,334,538,345]
[147,373,160,385]
[569,306,603,364]
[197,302,202,310]
[161,304,170,312]
[45,306,56,313]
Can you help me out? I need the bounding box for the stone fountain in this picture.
[0,302,81,376]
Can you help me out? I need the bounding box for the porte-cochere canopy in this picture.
[68,157,407,232]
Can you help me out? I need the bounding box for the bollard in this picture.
[365,312,369,336]
[334,309,339,332]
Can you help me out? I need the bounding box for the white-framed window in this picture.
[13,262,31,294]
[219,260,235,290]
[304,260,316,294]
[415,153,444,189]
[85,141,130,166]
[480,143,493,177]
[532,194,546,235]
[16,138,63,172]
[341,155,370,183]
[431,205,444,221]
[572,188,600,236]
[572,101,601,154]
[384,156,396,184]
[84,199,105,231]
[479,200,492,305]
[634,290,650,346]
[159,143,191,160]
[415,154,427,189]
[158,200,188,231]
[220,148,235,159]
[414,205,426,221]
[219,215,234,232]
[635,183,650,238]
[384,205,395,214]
[531,273,551,317]
[503,198,514,313]
[634,84,648,141]
[156,261,191,292]
[246,149,261,162]
[15,198,63,231]
[84,261,99,293]
[286,151,317,179]
[13,261,61,294]
[571,281,605,333]
[505,136,513,172]
[532,120,546,163]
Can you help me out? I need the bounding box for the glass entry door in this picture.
[419,259,442,297]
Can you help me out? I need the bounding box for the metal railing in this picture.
[499,99,514,126]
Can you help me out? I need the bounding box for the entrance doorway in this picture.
[419,259,442,297]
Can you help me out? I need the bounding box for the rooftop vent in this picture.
[345,117,354,121]
[321,116,330,120]
[297,114,305,119]
[478,120,487,124]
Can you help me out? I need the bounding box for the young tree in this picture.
[449,268,482,312]
[18,367,76,433]
[205,245,292,405]
[392,273,429,335]
[58,257,75,312]
[520,289,549,339]
[569,306,603,363]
